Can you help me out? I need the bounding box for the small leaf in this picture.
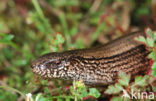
[148,51,156,61]
[56,34,65,44]
[152,84,156,92]
[4,34,14,41]
[75,80,85,88]
[79,88,88,98]
[65,98,70,101]
[146,37,154,47]
[105,85,115,94]
[88,88,101,98]
[13,59,27,66]
[133,75,149,87]
[153,32,156,40]
[146,28,153,38]
[35,93,47,101]
[105,83,123,94]
[115,83,123,91]
[134,36,147,44]
[41,80,49,85]
[57,98,63,101]
[152,70,156,77]
[0,34,14,43]
[152,64,156,76]
[152,62,156,69]
[118,71,130,86]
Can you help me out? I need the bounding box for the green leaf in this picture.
[148,51,156,61]
[153,32,156,40]
[132,75,149,87]
[118,71,130,86]
[57,98,63,101]
[135,7,150,19]
[13,59,27,66]
[88,88,101,98]
[35,93,48,101]
[65,98,70,101]
[41,80,49,85]
[146,37,154,47]
[152,84,156,92]
[105,83,123,94]
[146,28,153,38]
[152,62,156,69]
[3,34,14,41]
[134,36,147,44]
[56,34,65,44]
[69,27,78,36]
[79,88,88,98]
[75,80,85,88]
[0,34,14,43]
[152,70,156,77]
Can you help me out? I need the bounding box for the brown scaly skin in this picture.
[31,32,150,86]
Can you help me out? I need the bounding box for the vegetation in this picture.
[0,0,155,101]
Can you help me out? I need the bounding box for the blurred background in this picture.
[0,0,155,101]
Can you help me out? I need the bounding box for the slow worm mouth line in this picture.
[31,31,150,85]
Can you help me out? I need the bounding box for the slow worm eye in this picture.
[56,61,61,65]
[46,60,65,69]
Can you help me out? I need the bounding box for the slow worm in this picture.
[31,32,150,85]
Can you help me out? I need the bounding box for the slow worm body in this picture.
[31,32,150,85]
